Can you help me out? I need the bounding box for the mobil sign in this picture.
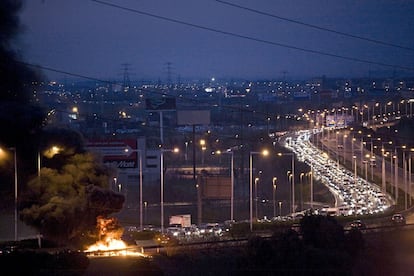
[85,139,138,169]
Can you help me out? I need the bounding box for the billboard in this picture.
[177,110,211,125]
[85,139,138,168]
[145,97,176,111]
[199,175,231,199]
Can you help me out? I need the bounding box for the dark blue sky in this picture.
[18,0,414,81]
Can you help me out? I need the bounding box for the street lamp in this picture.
[381,141,393,193]
[353,155,357,182]
[254,177,259,220]
[125,148,143,231]
[306,171,314,210]
[404,148,414,208]
[0,147,18,241]
[335,131,340,166]
[214,149,234,221]
[38,145,63,182]
[278,152,295,215]
[362,135,380,180]
[394,145,407,204]
[249,149,269,231]
[300,172,305,211]
[200,139,206,166]
[160,147,179,233]
[185,141,189,162]
[364,154,369,181]
[272,177,277,218]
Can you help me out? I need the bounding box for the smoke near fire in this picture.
[20,152,125,246]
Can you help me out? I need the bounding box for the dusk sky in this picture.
[18,0,414,82]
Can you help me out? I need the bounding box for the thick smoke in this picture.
[1,0,125,247]
[20,152,125,245]
[0,0,47,204]
[0,0,46,153]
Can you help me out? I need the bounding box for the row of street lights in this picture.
[130,146,298,233]
[0,146,63,241]
[331,128,414,209]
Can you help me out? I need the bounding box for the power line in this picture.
[13,60,281,142]
[215,0,414,52]
[90,0,414,72]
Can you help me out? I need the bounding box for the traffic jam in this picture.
[283,129,394,217]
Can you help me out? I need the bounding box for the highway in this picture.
[281,129,394,216]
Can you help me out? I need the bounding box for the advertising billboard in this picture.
[177,110,211,125]
[145,97,176,111]
[85,139,138,168]
[199,175,231,199]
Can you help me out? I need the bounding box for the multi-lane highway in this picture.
[282,129,394,216]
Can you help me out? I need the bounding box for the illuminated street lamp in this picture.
[300,172,305,211]
[214,149,234,221]
[335,131,339,166]
[113,177,117,192]
[394,145,407,203]
[306,171,314,209]
[353,155,357,182]
[272,177,277,218]
[160,147,179,233]
[381,141,393,193]
[278,152,295,214]
[0,147,18,241]
[254,177,259,220]
[249,149,269,231]
[125,148,143,230]
[200,139,206,166]
[405,148,414,207]
[364,154,370,181]
[38,146,62,177]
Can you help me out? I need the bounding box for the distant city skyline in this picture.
[18,0,414,82]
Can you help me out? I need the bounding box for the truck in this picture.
[169,214,191,228]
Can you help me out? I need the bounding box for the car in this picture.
[391,214,406,225]
[348,220,366,230]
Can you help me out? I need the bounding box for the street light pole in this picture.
[307,170,314,210]
[249,150,269,231]
[409,152,412,207]
[160,147,179,233]
[160,150,164,233]
[215,149,234,221]
[300,172,305,211]
[353,155,357,182]
[254,177,259,220]
[222,150,235,221]
[404,150,408,209]
[272,177,277,218]
[125,148,143,231]
[249,153,253,231]
[278,152,295,214]
[12,148,17,241]
[2,147,19,241]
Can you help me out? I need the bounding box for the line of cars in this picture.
[344,213,406,231]
[165,222,226,240]
[284,129,393,217]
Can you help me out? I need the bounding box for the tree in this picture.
[300,214,345,249]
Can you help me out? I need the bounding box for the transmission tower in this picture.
[164,62,173,85]
[121,63,131,93]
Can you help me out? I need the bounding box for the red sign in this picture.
[85,139,138,168]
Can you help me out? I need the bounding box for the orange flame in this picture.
[85,216,127,253]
